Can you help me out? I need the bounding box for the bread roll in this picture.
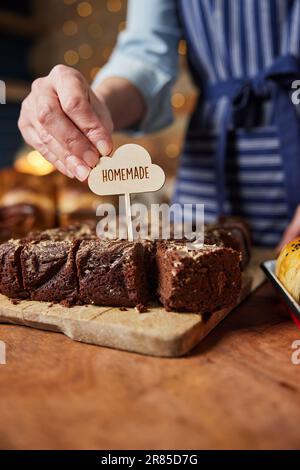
[276,238,300,301]
[0,169,56,241]
[56,174,118,227]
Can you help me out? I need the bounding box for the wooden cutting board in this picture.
[0,248,273,357]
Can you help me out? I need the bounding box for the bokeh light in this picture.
[165,144,180,159]
[63,20,78,36]
[78,43,93,59]
[102,46,113,60]
[171,93,186,108]
[90,66,101,80]
[118,21,126,32]
[178,40,187,56]
[77,1,93,17]
[64,49,79,66]
[107,0,122,13]
[15,151,54,176]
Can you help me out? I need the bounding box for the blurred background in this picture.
[0,0,198,241]
[1,0,197,181]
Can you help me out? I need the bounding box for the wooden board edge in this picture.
[0,249,270,357]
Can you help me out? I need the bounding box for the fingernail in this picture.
[83,150,99,167]
[66,169,74,178]
[65,155,77,170]
[75,164,90,181]
[97,141,112,156]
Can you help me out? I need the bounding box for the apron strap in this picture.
[203,54,300,219]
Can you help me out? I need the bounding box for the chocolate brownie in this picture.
[217,216,252,268]
[204,226,247,268]
[76,239,150,307]
[156,240,241,313]
[0,239,28,299]
[21,239,79,305]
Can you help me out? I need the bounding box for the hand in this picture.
[18,65,114,181]
[277,205,300,254]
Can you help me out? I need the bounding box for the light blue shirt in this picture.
[92,0,181,134]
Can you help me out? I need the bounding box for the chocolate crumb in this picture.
[119,306,128,311]
[10,298,20,305]
[135,303,148,313]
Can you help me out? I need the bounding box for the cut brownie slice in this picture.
[0,239,28,299]
[21,239,79,305]
[156,240,241,313]
[204,226,246,268]
[76,239,150,307]
[217,216,252,269]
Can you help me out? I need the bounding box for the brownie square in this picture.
[21,239,79,305]
[204,227,246,268]
[0,239,28,299]
[76,239,150,307]
[156,241,242,313]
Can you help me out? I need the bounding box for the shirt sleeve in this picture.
[92,0,182,134]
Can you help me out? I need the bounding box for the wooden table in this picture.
[0,281,299,450]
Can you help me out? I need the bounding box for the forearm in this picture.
[94,77,146,132]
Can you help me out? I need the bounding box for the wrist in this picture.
[93,77,146,131]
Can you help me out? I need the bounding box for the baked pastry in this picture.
[56,175,118,227]
[0,169,56,241]
[276,238,300,302]
[156,240,241,312]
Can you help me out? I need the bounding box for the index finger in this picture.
[53,67,113,156]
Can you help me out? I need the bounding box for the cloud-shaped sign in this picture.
[88,144,166,196]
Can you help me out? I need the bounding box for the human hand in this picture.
[276,205,300,254]
[18,65,113,181]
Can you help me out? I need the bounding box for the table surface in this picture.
[0,281,300,450]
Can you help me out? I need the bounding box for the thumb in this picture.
[276,206,300,254]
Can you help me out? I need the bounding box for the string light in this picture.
[107,0,122,13]
[165,144,180,159]
[78,43,93,59]
[77,1,93,17]
[64,49,79,66]
[63,20,78,36]
[178,40,187,55]
[88,23,103,38]
[171,93,186,108]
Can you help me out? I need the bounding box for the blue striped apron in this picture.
[174,0,300,246]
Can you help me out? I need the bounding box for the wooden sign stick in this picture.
[88,144,166,242]
[124,193,134,242]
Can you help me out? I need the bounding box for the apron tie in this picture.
[203,54,300,219]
